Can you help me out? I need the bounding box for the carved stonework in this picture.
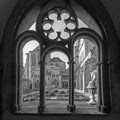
[87,72,97,105]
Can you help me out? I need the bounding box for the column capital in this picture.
[67,60,75,64]
[38,60,45,65]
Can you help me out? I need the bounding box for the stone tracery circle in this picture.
[42,8,77,41]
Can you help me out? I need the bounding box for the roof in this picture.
[50,57,64,62]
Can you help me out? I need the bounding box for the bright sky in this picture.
[23,40,39,66]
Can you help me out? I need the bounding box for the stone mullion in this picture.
[97,62,111,113]
[67,60,76,112]
[38,60,45,113]
[19,64,24,110]
[10,63,20,112]
[101,62,111,113]
[96,62,102,112]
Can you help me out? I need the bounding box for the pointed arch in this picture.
[71,28,111,113]
[2,0,113,114]
[10,30,41,111]
[42,45,71,62]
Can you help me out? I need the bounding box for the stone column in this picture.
[96,63,102,112]
[11,63,21,112]
[67,60,76,112]
[19,64,24,110]
[99,62,111,113]
[38,60,45,113]
[97,61,111,113]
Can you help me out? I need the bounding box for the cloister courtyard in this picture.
[20,89,99,114]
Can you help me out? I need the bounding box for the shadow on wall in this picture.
[118,23,120,39]
[0,44,2,118]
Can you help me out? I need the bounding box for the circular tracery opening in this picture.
[41,8,77,41]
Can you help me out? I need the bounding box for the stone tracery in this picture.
[41,8,77,41]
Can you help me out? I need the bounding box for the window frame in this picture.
[3,0,112,115]
[71,28,111,113]
[14,30,111,114]
[11,31,42,112]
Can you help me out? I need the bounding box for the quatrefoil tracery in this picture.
[42,8,77,41]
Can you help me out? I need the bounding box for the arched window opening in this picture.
[19,40,40,113]
[9,0,111,115]
[44,51,69,113]
[74,36,99,113]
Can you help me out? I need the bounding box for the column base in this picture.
[38,105,45,113]
[98,105,111,113]
[11,105,21,112]
[67,105,76,112]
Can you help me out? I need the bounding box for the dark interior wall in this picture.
[100,0,120,39]
[1,0,120,120]
[0,0,17,44]
[0,1,17,120]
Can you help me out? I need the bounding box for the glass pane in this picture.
[20,40,40,113]
[44,51,69,113]
[74,37,98,113]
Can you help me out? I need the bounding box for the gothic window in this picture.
[12,0,111,115]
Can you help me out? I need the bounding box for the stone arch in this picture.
[10,30,41,111]
[42,46,71,62]
[71,28,110,113]
[1,0,114,113]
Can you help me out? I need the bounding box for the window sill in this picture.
[15,106,105,115]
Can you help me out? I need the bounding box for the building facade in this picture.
[23,46,40,90]
[74,38,98,92]
[23,38,98,93]
[23,47,68,91]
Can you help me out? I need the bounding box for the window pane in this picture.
[20,40,40,113]
[44,51,69,113]
[74,37,98,113]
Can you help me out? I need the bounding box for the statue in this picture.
[87,73,97,105]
